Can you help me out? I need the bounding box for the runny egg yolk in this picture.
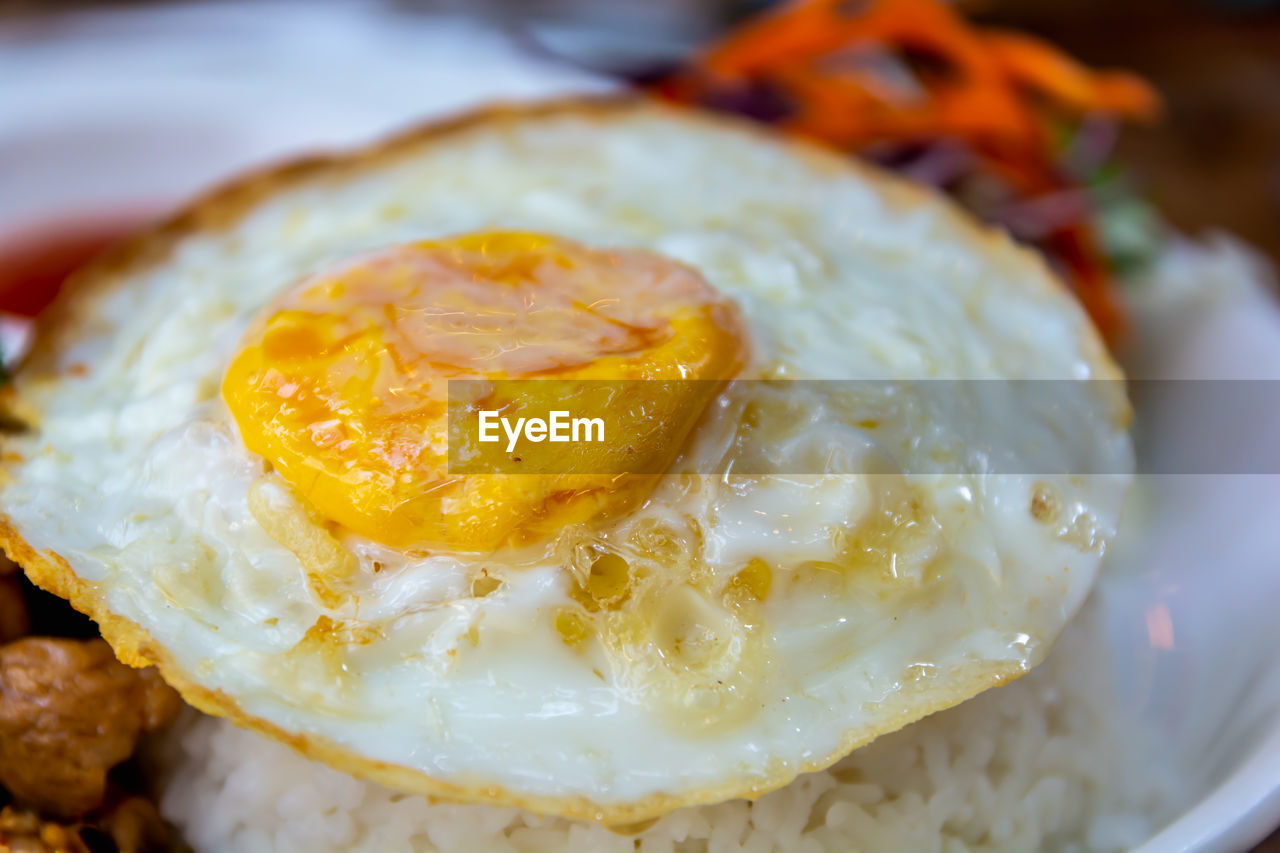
[222,232,747,552]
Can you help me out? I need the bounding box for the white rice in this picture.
[156,595,1182,853]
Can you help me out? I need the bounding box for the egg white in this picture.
[0,99,1131,821]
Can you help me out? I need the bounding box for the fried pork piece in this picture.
[94,797,176,853]
[0,805,87,853]
[0,639,180,817]
[0,796,175,853]
[0,575,29,645]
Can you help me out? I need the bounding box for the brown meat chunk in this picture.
[96,796,176,853]
[0,806,91,853]
[0,575,29,645]
[0,796,175,853]
[0,639,181,817]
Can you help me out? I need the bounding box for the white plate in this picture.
[2,4,1278,850]
[1117,241,1280,852]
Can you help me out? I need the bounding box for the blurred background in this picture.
[974,0,1280,266]
[3,0,1277,263]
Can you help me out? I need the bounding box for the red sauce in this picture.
[0,213,153,317]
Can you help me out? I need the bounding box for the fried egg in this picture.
[0,98,1132,822]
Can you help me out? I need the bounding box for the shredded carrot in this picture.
[662,0,1158,151]
[982,31,1160,120]
[1050,223,1128,341]
[653,0,1161,340]
[690,0,1044,150]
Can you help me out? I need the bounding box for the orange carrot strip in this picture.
[983,31,1161,120]
[652,0,1157,340]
